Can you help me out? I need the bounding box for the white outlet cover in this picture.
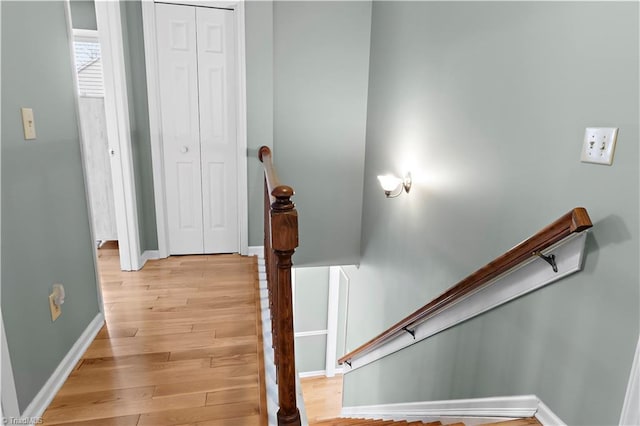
[581,127,618,165]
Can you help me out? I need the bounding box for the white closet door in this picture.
[156,4,204,254]
[197,7,238,253]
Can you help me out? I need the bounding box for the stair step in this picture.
[479,418,541,426]
[311,417,540,426]
[312,418,444,425]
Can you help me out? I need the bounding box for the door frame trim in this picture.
[95,0,143,270]
[141,0,249,257]
[64,3,105,312]
[1,308,20,418]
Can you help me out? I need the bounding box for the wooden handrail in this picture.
[338,207,592,366]
[259,146,301,426]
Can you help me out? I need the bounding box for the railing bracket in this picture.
[345,360,352,367]
[533,251,558,273]
[402,326,416,339]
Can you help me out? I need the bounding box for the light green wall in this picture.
[121,0,158,252]
[294,267,329,332]
[245,1,273,247]
[1,0,100,411]
[343,2,639,425]
[294,267,329,373]
[273,1,371,266]
[69,0,96,31]
[295,334,326,373]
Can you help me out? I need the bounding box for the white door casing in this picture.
[95,0,142,270]
[155,3,239,255]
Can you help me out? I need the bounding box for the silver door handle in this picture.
[181,146,189,153]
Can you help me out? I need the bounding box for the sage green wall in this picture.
[69,0,96,31]
[121,0,158,252]
[245,1,273,247]
[294,267,329,332]
[1,0,100,410]
[343,2,639,425]
[295,334,326,373]
[294,267,329,372]
[273,1,371,266]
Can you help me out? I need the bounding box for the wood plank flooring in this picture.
[42,243,268,425]
[300,375,343,424]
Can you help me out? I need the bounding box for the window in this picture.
[73,31,105,98]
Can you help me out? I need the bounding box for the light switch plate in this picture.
[581,127,618,165]
[21,107,37,140]
[49,294,61,322]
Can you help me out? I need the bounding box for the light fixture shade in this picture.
[377,175,402,192]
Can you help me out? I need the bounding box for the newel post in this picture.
[271,185,301,426]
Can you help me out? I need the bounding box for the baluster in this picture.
[264,180,277,361]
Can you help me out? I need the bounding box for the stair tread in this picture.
[311,418,444,425]
[311,417,541,426]
[478,418,541,426]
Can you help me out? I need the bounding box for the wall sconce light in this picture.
[377,173,412,198]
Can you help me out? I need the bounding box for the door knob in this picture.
[109,149,115,155]
[181,146,189,153]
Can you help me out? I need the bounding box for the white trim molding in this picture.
[1,308,20,418]
[342,395,565,426]
[139,250,162,268]
[95,0,142,271]
[295,330,328,338]
[248,246,265,257]
[344,232,588,371]
[298,368,344,379]
[326,266,340,377]
[21,313,105,420]
[298,370,328,379]
[536,400,567,426]
[141,0,249,258]
[64,0,105,314]
[620,335,640,426]
[72,28,99,39]
[141,0,170,260]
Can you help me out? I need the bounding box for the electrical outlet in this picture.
[581,127,618,165]
[49,294,61,322]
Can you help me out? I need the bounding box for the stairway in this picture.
[311,417,541,426]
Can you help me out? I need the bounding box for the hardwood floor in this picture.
[42,243,268,425]
[300,375,343,424]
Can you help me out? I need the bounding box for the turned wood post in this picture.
[258,146,301,426]
[271,185,300,426]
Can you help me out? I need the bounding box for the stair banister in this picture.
[259,146,301,426]
[338,207,593,367]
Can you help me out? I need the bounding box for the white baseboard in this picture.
[299,367,344,379]
[139,250,161,267]
[342,395,564,426]
[248,246,264,258]
[21,313,104,420]
[536,400,567,426]
[299,370,327,378]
